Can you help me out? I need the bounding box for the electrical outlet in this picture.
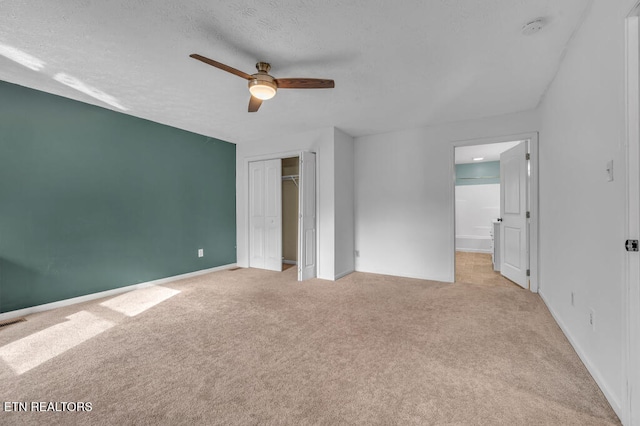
[588,308,595,331]
[198,248,204,258]
[571,292,574,307]
[606,160,614,182]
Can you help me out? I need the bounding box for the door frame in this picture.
[243,150,318,280]
[624,4,640,424]
[450,132,539,293]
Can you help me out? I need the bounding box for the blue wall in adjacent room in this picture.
[455,161,500,186]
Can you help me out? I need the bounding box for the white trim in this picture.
[455,249,493,254]
[244,150,303,164]
[283,260,297,265]
[529,134,540,294]
[625,5,640,425]
[539,290,623,420]
[449,152,456,282]
[451,131,539,293]
[0,263,237,322]
[314,149,322,280]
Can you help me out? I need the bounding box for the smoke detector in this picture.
[522,18,546,35]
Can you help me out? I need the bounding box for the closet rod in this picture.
[282,175,299,187]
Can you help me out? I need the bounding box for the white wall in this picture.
[334,128,355,278]
[455,184,500,252]
[236,127,336,280]
[537,0,636,418]
[354,110,539,281]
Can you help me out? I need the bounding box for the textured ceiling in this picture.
[0,0,591,144]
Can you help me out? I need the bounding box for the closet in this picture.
[248,152,316,281]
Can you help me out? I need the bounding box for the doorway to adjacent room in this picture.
[452,133,539,292]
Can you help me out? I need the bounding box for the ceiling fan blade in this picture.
[275,78,335,89]
[189,54,252,80]
[248,96,262,112]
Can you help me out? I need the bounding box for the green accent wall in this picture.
[0,81,236,313]
[455,161,500,186]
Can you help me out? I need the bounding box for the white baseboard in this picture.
[0,263,237,322]
[283,260,297,265]
[335,269,354,280]
[455,236,492,253]
[538,290,622,420]
[455,249,493,254]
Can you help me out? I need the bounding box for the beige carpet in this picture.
[456,251,518,287]
[0,268,619,425]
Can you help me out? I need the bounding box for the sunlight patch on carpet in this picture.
[99,286,180,317]
[0,311,114,375]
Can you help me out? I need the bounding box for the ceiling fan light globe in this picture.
[248,78,277,100]
[249,84,276,100]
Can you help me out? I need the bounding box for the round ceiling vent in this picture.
[522,18,546,35]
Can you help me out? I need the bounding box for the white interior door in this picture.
[500,141,528,288]
[249,159,282,271]
[298,151,317,281]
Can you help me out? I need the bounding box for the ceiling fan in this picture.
[190,54,335,112]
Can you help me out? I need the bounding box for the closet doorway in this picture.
[282,157,299,270]
[248,151,317,281]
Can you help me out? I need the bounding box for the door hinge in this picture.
[526,153,530,160]
[526,269,530,277]
[526,211,530,219]
[625,239,639,252]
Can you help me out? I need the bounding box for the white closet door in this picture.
[249,159,282,271]
[298,151,317,281]
[264,159,282,271]
[249,161,266,269]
